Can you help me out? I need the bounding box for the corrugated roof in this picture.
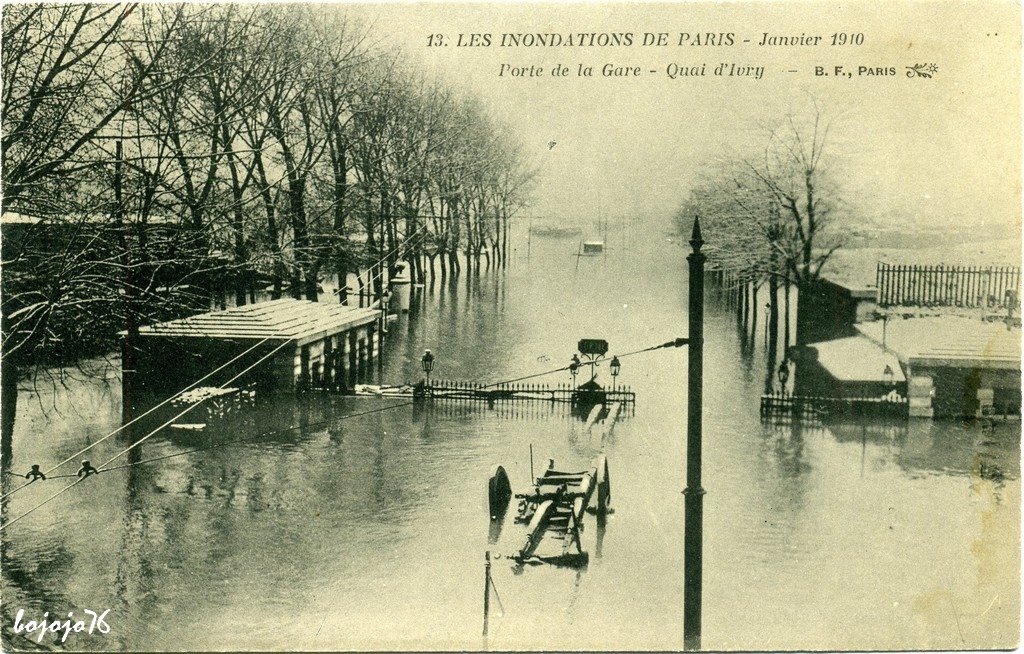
[136,299,379,345]
[856,316,1021,369]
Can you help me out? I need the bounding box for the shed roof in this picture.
[808,335,906,383]
[856,316,1021,370]
[136,299,379,346]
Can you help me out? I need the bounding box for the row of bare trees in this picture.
[675,103,847,347]
[1,3,532,440]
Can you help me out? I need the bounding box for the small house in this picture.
[124,299,384,395]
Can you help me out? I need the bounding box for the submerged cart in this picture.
[488,454,611,568]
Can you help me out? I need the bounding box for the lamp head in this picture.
[777,361,790,385]
[883,364,894,384]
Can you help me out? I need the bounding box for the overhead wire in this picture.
[1,395,416,531]
[353,223,427,289]
[100,400,418,472]
[0,337,272,500]
[3,225,429,505]
[360,228,429,292]
[482,338,689,388]
[1,337,688,530]
[0,337,294,532]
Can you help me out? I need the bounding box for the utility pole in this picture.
[684,216,705,651]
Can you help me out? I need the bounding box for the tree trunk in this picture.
[795,279,810,346]
[449,249,459,278]
[253,151,282,300]
[332,137,349,305]
[750,282,759,338]
[114,139,140,425]
[784,273,792,350]
[268,109,314,301]
[1,358,18,463]
[501,214,509,268]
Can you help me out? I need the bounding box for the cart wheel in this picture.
[488,465,512,520]
[596,454,611,514]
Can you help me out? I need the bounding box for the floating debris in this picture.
[354,384,414,396]
[170,423,207,431]
[173,386,240,405]
[490,454,611,569]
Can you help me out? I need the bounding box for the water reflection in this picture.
[1,227,1018,651]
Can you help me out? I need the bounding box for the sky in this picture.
[339,1,1020,238]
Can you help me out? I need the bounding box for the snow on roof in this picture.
[809,335,906,383]
[856,316,1020,370]
[135,299,379,346]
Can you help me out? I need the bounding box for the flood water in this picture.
[2,222,1019,651]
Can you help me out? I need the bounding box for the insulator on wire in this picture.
[77,461,100,478]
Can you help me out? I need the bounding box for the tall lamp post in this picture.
[421,349,435,393]
[684,217,705,651]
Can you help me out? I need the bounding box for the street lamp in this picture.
[777,360,790,394]
[421,349,435,388]
[569,354,580,388]
[610,355,621,391]
[883,364,894,388]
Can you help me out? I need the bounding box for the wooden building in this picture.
[856,316,1021,419]
[797,334,907,399]
[125,299,384,394]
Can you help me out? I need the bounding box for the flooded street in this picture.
[2,222,1018,651]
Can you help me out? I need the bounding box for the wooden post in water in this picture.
[483,551,491,638]
[684,217,705,651]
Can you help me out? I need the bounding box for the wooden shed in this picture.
[124,299,384,394]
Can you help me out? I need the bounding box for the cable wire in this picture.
[360,228,429,291]
[0,397,416,531]
[481,338,688,388]
[352,224,427,292]
[100,400,417,472]
[0,338,293,532]
[0,337,272,501]
[0,338,688,530]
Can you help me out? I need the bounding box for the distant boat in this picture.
[582,240,604,254]
[531,224,582,237]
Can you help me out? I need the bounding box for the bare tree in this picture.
[2,4,139,210]
[677,103,847,348]
[681,104,844,283]
[1,3,182,444]
[1,3,532,448]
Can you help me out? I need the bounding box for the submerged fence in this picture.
[877,262,1020,309]
[760,391,908,420]
[426,379,636,405]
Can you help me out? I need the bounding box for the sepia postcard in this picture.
[0,0,1020,651]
